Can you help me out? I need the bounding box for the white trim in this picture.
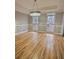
[15,31,28,35]
[55,33,63,35]
[61,15,64,34]
[38,31,63,35]
[15,31,62,36]
[16,24,28,26]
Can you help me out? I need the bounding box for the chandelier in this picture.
[30,0,41,16]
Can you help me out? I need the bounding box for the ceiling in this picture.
[15,0,64,14]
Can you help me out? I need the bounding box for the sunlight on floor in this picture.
[45,34,54,50]
[31,32,54,50]
[32,32,39,43]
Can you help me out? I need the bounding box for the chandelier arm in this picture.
[33,0,38,11]
[35,1,39,10]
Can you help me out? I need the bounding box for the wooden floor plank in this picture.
[16,32,64,59]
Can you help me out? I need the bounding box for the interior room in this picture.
[15,0,64,59]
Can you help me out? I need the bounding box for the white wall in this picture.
[54,12,64,34]
[15,11,28,34]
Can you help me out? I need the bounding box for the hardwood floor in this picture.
[15,32,64,59]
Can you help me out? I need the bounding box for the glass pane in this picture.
[47,15,55,32]
[47,15,55,24]
[32,16,38,24]
[32,16,39,31]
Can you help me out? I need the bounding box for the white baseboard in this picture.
[55,33,63,35]
[15,31,28,35]
[15,31,63,36]
[38,31,63,35]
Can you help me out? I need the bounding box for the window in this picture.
[32,16,39,31]
[47,15,55,24]
[47,15,55,32]
[32,16,38,24]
